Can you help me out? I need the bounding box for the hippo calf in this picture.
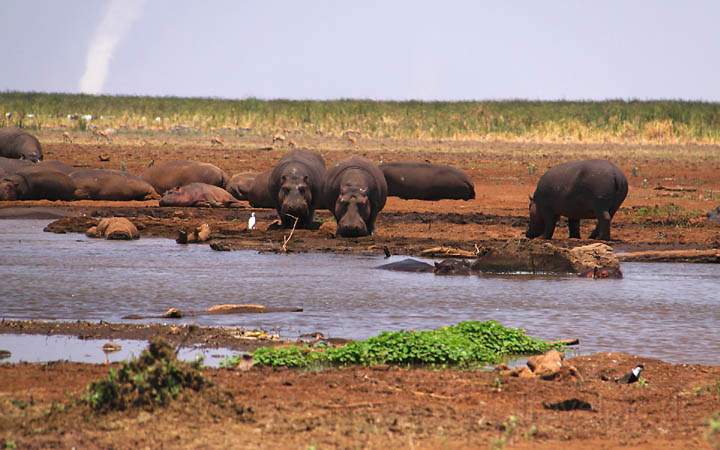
[380,161,475,201]
[141,160,229,194]
[269,149,326,227]
[324,156,387,237]
[159,182,243,207]
[526,160,628,241]
[0,167,76,201]
[71,168,160,201]
[0,127,43,162]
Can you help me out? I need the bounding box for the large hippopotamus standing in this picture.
[268,149,326,227]
[526,159,628,240]
[379,161,475,200]
[0,127,43,162]
[70,168,160,201]
[0,166,76,200]
[141,160,229,195]
[159,182,243,207]
[323,156,387,237]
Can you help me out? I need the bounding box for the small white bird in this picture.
[248,212,256,230]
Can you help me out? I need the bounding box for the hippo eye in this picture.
[282,187,290,195]
[298,186,306,195]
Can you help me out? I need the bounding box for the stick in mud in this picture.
[281,214,300,253]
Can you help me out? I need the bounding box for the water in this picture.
[1,220,719,364]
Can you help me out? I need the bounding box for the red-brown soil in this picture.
[1,353,718,449]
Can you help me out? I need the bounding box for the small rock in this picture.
[542,398,593,411]
[102,343,121,353]
[162,308,183,319]
[86,217,139,240]
[527,350,564,380]
[0,349,11,360]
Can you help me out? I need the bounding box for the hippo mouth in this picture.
[337,222,369,237]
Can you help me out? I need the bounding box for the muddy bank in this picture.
[0,320,312,352]
[1,352,718,449]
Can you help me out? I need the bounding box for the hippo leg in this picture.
[568,219,581,239]
[542,213,558,239]
[590,210,612,240]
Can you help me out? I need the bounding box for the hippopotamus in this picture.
[526,160,628,240]
[379,162,475,201]
[247,170,275,208]
[0,127,43,162]
[70,168,160,201]
[225,172,256,200]
[268,149,326,227]
[375,259,434,272]
[0,166,76,200]
[0,156,33,175]
[159,182,243,207]
[323,156,387,237]
[141,160,229,195]
[37,160,75,175]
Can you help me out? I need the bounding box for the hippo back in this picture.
[247,170,275,208]
[141,160,229,194]
[0,156,34,175]
[380,161,475,200]
[12,167,76,200]
[70,168,159,201]
[38,160,75,175]
[0,127,43,162]
[225,172,256,200]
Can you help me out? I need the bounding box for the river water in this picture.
[1,220,718,364]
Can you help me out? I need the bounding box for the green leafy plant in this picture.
[707,413,720,450]
[249,321,559,369]
[84,338,205,412]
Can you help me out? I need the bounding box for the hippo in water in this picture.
[159,182,243,207]
[0,127,43,162]
[0,166,76,200]
[70,168,160,201]
[379,161,475,201]
[268,149,326,227]
[141,160,229,195]
[323,156,387,237]
[225,172,256,201]
[526,160,628,241]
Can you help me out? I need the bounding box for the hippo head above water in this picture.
[525,196,544,238]
[277,167,313,226]
[334,181,372,237]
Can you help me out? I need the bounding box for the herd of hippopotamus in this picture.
[1,126,640,240]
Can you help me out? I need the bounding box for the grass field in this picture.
[3,91,720,144]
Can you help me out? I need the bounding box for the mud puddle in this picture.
[1,219,719,364]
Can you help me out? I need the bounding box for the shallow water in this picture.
[1,220,719,364]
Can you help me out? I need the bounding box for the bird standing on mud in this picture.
[248,212,256,230]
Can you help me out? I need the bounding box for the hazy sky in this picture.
[2,1,720,100]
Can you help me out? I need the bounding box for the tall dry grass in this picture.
[2,91,720,144]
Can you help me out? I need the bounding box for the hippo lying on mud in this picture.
[380,162,475,201]
[159,182,243,207]
[0,127,43,162]
[141,160,229,194]
[246,170,275,208]
[269,149,326,227]
[71,168,160,201]
[225,172,256,200]
[0,167,76,201]
[0,156,33,175]
[38,160,75,175]
[526,160,628,241]
[323,156,387,237]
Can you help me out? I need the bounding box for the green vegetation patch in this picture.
[85,339,205,412]
[227,321,557,369]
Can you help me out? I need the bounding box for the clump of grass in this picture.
[242,321,558,369]
[632,204,704,227]
[85,338,205,412]
[707,413,720,450]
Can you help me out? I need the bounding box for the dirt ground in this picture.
[2,133,720,258]
[1,353,718,449]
